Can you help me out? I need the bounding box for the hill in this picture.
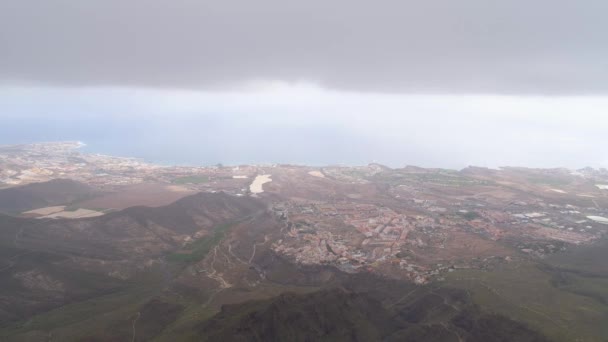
[0,179,95,214]
[0,192,265,324]
[198,286,550,342]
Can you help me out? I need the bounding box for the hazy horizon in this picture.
[2,1,608,169]
[2,85,608,170]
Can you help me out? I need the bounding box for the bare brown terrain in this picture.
[76,183,197,210]
[1,143,608,341]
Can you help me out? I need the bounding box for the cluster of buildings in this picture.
[0,141,260,193]
[0,141,158,188]
[4,142,608,286]
[269,178,608,284]
[271,200,469,284]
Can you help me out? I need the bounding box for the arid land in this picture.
[1,142,608,341]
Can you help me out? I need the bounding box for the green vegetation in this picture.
[172,175,209,184]
[153,282,321,342]
[167,223,234,263]
[0,270,167,341]
[460,211,480,220]
[526,175,571,186]
[372,171,491,187]
[444,260,608,342]
[194,283,549,342]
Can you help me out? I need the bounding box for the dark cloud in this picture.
[1,0,607,94]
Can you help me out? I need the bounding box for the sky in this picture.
[1,1,607,169]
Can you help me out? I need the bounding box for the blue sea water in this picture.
[0,115,381,167]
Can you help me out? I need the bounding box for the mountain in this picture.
[0,179,95,214]
[198,288,395,342]
[2,161,608,341]
[198,286,550,342]
[0,192,265,324]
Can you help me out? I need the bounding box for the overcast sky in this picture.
[0,1,607,168]
[1,0,607,93]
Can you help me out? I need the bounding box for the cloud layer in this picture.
[1,0,607,93]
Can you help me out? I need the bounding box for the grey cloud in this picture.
[1,0,607,94]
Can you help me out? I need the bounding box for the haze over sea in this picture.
[1,109,370,167]
[2,86,608,169]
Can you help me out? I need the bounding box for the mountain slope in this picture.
[199,288,392,342]
[0,192,265,324]
[0,179,95,214]
[197,287,550,342]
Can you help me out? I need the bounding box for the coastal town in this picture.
[2,142,608,284]
[0,141,258,194]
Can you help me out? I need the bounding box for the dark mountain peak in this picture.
[199,287,392,342]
